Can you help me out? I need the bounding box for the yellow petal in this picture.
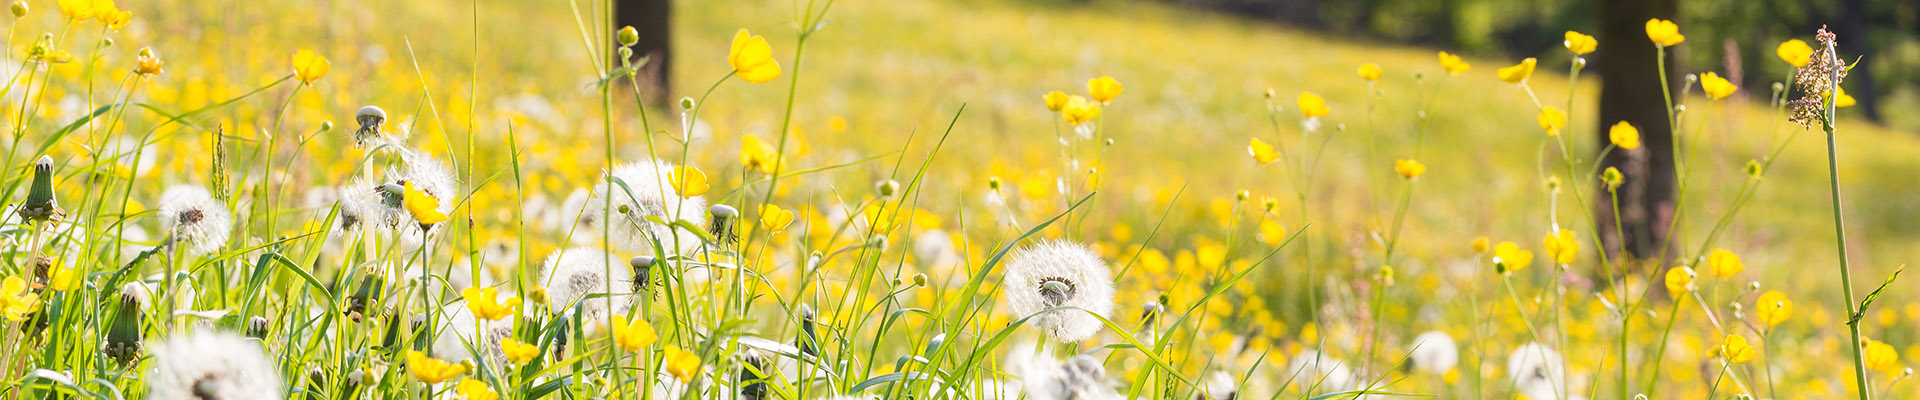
[1248,137,1279,164]
[668,165,710,198]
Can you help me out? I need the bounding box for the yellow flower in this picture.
[1438,51,1470,75]
[1707,248,1744,278]
[1664,266,1695,294]
[727,29,781,84]
[668,165,710,198]
[0,276,39,321]
[1755,290,1793,329]
[461,287,517,321]
[610,314,658,353]
[1043,91,1069,111]
[1645,19,1685,47]
[402,182,450,225]
[1248,137,1279,164]
[1833,87,1856,108]
[1493,242,1532,274]
[739,134,781,174]
[134,47,164,76]
[500,337,539,364]
[1471,236,1490,253]
[1497,58,1536,84]
[1864,339,1901,371]
[1542,230,1578,264]
[1564,31,1597,55]
[1700,72,1736,100]
[1088,76,1123,103]
[759,204,795,233]
[1537,107,1566,136]
[49,267,76,292]
[1719,334,1756,364]
[1259,220,1287,246]
[57,0,94,21]
[663,345,701,382]
[1777,39,1813,67]
[291,49,330,84]
[1297,92,1330,118]
[1394,159,1424,180]
[408,350,468,384]
[94,0,128,29]
[1062,95,1102,125]
[1602,167,1624,191]
[455,379,497,400]
[1608,121,1641,149]
[1358,63,1383,81]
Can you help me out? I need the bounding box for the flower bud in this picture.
[10,1,26,18]
[617,26,640,47]
[876,180,900,197]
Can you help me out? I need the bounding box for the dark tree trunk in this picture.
[1839,0,1879,121]
[616,0,671,105]
[1596,0,1680,267]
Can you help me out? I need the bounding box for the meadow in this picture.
[0,0,1917,399]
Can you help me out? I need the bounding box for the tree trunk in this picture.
[616,0,671,105]
[1596,0,1680,268]
[1838,0,1879,121]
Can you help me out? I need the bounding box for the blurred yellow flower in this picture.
[402,182,449,225]
[408,350,468,384]
[1865,339,1901,371]
[500,337,539,364]
[0,276,38,321]
[49,267,76,291]
[1259,220,1287,246]
[1564,31,1597,55]
[291,49,330,84]
[1088,76,1123,103]
[1043,91,1068,111]
[1248,137,1279,164]
[1358,63,1383,81]
[664,345,701,382]
[1471,236,1490,253]
[610,314,658,353]
[1497,58,1536,84]
[1542,230,1578,264]
[95,1,128,29]
[740,134,781,174]
[1394,159,1424,180]
[1777,39,1813,67]
[134,47,164,76]
[1438,51,1470,75]
[1062,95,1102,125]
[727,29,781,84]
[1755,290,1792,329]
[1602,167,1624,191]
[1833,87,1856,108]
[455,379,497,400]
[57,0,95,21]
[759,204,795,233]
[1493,242,1532,274]
[1645,19,1685,47]
[1537,107,1566,136]
[1719,334,1756,364]
[668,165,710,198]
[1297,92,1330,118]
[1664,266,1695,294]
[1700,72,1736,100]
[461,287,516,320]
[1707,248,1744,278]
[1608,121,1641,150]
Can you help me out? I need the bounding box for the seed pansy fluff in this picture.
[156,184,231,256]
[581,160,708,257]
[1002,240,1114,343]
[147,330,282,400]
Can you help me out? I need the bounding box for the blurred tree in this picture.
[1596,0,1680,271]
[616,0,670,105]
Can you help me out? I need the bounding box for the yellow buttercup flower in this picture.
[1601,167,1624,191]
[1664,266,1695,294]
[1088,76,1123,103]
[663,345,701,382]
[610,314,658,353]
[727,29,781,84]
[1700,72,1737,100]
[1608,121,1641,149]
[1645,18,1685,47]
[1564,31,1597,55]
[1755,290,1793,329]
[1777,39,1813,67]
[408,350,468,384]
[455,379,497,400]
[500,337,539,364]
[461,287,517,320]
[1394,159,1424,180]
[1542,230,1578,264]
[1438,51,1470,75]
[48,267,76,292]
[1537,107,1567,137]
[94,1,128,29]
[1297,92,1330,118]
[1833,87,1856,108]
[402,182,450,225]
[291,49,330,84]
[1493,242,1532,274]
[759,204,795,233]
[739,134,781,174]
[668,165,710,198]
[1497,58,1536,84]
[1719,334,1756,364]
[1707,248,1744,278]
[1248,137,1279,164]
[1471,236,1490,253]
[1864,339,1901,371]
[1358,63,1383,81]
[134,47,164,76]
[57,0,95,21]
[0,276,39,322]
[1062,95,1102,125]
[1259,220,1286,246]
[1043,91,1068,111]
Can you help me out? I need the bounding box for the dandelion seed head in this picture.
[1286,349,1356,393]
[429,301,515,363]
[582,160,707,256]
[336,176,388,232]
[1408,330,1459,375]
[1019,352,1120,400]
[1507,342,1566,400]
[539,247,632,322]
[1003,240,1113,343]
[1197,371,1237,400]
[157,185,232,256]
[147,330,282,400]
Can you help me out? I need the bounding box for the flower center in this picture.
[1037,277,1076,307]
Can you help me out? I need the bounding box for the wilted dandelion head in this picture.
[353,105,388,147]
[582,160,708,256]
[539,247,632,321]
[157,185,232,256]
[147,330,283,400]
[1506,342,1566,400]
[1285,349,1356,393]
[1408,330,1459,375]
[1003,240,1114,343]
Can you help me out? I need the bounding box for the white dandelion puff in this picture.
[1196,370,1238,400]
[579,160,706,257]
[1021,354,1121,400]
[1408,330,1459,376]
[147,330,283,400]
[1507,342,1566,400]
[157,185,232,256]
[428,301,515,363]
[335,176,390,232]
[386,149,458,227]
[539,247,634,324]
[1285,349,1356,394]
[1003,240,1114,343]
